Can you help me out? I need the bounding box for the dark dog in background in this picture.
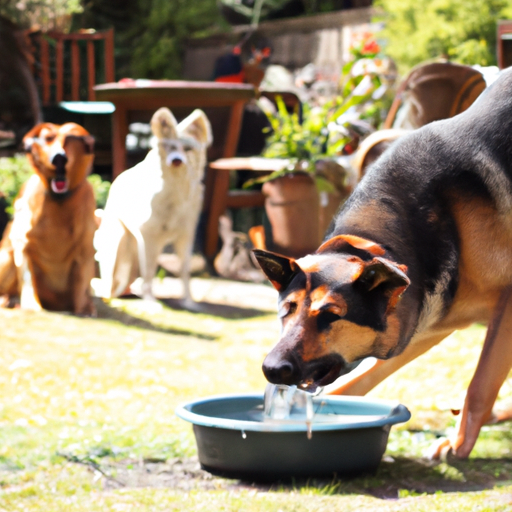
[254,68,512,459]
[0,122,97,315]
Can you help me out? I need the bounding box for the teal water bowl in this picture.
[176,394,410,480]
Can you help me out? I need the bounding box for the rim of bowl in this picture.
[175,393,411,433]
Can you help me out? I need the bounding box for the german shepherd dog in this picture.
[0,122,96,315]
[254,68,512,459]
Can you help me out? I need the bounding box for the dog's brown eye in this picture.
[45,134,56,143]
[278,301,296,318]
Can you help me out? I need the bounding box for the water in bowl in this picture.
[264,384,317,439]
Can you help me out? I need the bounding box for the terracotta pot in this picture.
[262,173,320,258]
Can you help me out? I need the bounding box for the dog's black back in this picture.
[330,68,512,322]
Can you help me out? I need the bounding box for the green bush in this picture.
[86,173,111,210]
[375,0,512,72]
[0,154,33,216]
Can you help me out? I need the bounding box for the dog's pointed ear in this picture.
[179,109,212,147]
[317,234,386,256]
[252,249,299,292]
[355,257,410,311]
[151,107,178,139]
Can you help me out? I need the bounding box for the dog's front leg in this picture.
[71,256,96,316]
[325,331,451,396]
[174,232,195,309]
[136,231,160,301]
[431,286,512,459]
[18,256,42,311]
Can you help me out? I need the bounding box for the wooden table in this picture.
[93,79,256,179]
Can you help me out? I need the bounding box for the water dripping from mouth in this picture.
[264,383,321,439]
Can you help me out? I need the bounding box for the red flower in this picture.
[362,39,380,55]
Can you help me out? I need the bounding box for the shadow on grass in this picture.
[93,298,217,341]
[159,297,273,319]
[260,456,512,498]
[64,453,512,496]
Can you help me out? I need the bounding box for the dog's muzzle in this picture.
[166,151,187,167]
[262,351,352,392]
[50,152,69,194]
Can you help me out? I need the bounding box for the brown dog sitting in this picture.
[0,122,97,315]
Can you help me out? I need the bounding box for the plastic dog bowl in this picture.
[175,393,410,480]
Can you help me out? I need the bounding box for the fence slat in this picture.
[55,37,64,102]
[40,37,51,105]
[104,28,115,83]
[71,40,80,101]
[87,40,95,100]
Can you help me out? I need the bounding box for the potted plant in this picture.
[244,39,391,257]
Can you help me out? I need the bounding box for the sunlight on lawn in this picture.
[2,289,512,511]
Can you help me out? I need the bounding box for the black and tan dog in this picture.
[0,122,97,315]
[254,68,512,459]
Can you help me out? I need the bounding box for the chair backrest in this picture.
[384,62,486,130]
[26,29,115,106]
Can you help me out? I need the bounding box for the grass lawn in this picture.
[2,277,512,511]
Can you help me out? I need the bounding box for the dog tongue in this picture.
[51,179,69,194]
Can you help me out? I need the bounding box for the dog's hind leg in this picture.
[0,242,18,304]
[325,330,451,396]
[431,286,512,459]
[136,229,162,301]
[95,216,127,299]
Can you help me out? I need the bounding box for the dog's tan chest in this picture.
[423,197,512,333]
[453,197,512,289]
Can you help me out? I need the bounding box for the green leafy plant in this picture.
[244,48,389,191]
[86,173,111,210]
[0,154,33,216]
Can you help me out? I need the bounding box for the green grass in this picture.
[2,285,512,511]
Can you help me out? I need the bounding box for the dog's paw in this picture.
[426,437,453,461]
[426,437,467,462]
[138,299,164,314]
[20,293,43,312]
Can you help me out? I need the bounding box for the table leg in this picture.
[223,101,245,158]
[203,100,246,258]
[204,166,230,258]
[111,106,128,180]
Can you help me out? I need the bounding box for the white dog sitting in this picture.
[94,107,212,307]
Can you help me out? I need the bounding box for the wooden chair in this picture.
[383,61,486,130]
[27,29,115,106]
[203,90,301,258]
[25,29,116,169]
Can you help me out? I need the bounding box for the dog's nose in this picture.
[51,152,68,169]
[262,353,301,386]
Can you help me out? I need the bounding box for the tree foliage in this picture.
[0,0,83,30]
[77,0,228,80]
[374,0,512,72]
